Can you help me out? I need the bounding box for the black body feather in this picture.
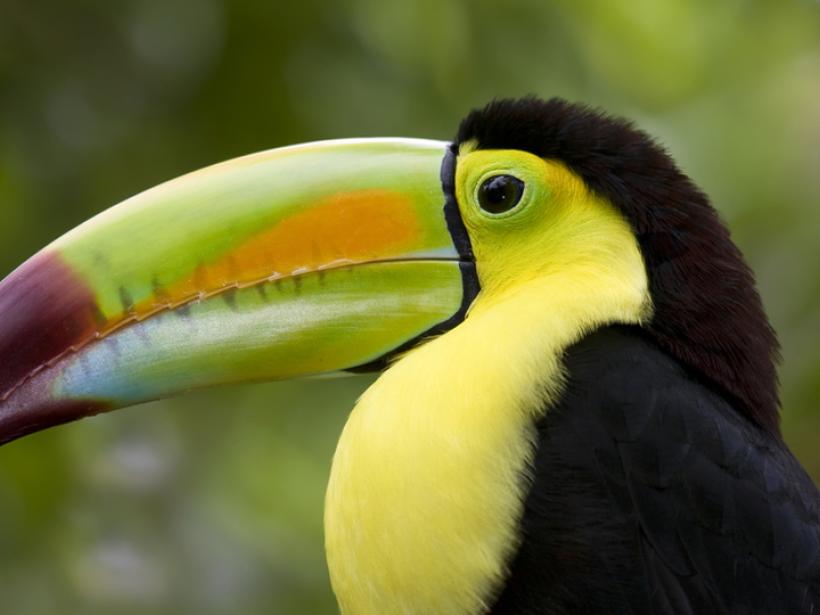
[490,327,820,614]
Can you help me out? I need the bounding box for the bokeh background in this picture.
[1,1,819,613]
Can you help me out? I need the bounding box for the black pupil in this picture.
[478,174,525,214]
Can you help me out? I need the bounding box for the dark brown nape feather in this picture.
[454,97,781,434]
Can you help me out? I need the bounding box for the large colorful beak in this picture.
[0,139,476,444]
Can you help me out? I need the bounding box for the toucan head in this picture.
[0,97,779,444]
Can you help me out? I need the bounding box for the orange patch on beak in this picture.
[229,189,422,278]
[93,190,425,328]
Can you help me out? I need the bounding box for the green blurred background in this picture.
[1,1,819,613]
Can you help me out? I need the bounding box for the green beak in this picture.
[0,139,476,444]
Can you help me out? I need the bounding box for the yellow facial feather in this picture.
[325,150,652,614]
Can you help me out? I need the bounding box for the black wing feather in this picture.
[490,326,820,614]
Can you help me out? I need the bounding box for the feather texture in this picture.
[491,326,820,614]
[456,97,780,433]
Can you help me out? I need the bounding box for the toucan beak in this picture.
[0,139,476,445]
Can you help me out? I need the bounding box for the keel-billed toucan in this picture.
[1,97,818,614]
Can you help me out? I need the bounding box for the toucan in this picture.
[0,97,818,614]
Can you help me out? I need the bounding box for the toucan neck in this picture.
[324,251,650,614]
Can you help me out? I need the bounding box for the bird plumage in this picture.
[1,96,815,614]
[456,97,780,433]
[491,326,820,613]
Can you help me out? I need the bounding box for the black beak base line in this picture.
[346,146,479,374]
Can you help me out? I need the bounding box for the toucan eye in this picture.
[477,174,525,214]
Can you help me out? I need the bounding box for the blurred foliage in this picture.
[0,0,819,613]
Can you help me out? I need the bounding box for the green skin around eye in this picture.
[459,149,552,226]
[456,148,583,297]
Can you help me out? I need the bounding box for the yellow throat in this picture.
[324,154,652,614]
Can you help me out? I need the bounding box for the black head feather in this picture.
[455,96,780,434]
